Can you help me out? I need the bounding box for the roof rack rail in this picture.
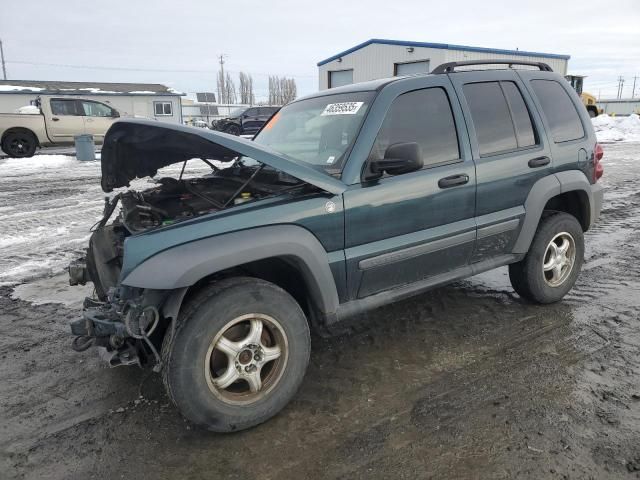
[431,60,553,74]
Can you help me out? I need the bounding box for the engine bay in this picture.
[76,159,312,299]
[114,161,306,233]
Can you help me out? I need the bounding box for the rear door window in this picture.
[463,82,518,156]
[80,101,114,117]
[50,99,80,116]
[463,81,538,156]
[530,79,585,142]
[502,82,536,147]
[370,87,460,167]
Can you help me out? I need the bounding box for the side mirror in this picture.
[366,142,423,180]
[112,111,120,118]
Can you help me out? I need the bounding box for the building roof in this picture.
[0,80,183,96]
[317,38,571,66]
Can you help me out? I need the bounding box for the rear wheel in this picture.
[224,124,241,136]
[509,212,584,303]
[162,277,310,432]
[2,130,37,158]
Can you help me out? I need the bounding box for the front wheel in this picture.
[162,277,310,432]
[509,212,584,303]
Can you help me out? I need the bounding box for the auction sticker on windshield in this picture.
[321,102,364,116]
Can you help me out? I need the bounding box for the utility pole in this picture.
[617,76,624,99]
[0,39,7,80]
[218,54,225,104]
[632,76,638,99]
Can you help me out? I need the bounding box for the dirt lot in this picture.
[1,143,639,479]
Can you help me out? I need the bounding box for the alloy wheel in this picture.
[542,232,576,287]
[205,313,288,405]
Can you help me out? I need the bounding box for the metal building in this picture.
[597,99,640,116]
[317,39,570,90]
[0,80,184,124]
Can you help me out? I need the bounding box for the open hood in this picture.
[100,119,347,195]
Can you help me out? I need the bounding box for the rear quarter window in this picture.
[530,79,585,143]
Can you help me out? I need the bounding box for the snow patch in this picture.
[15,105,41,114]
[592,114,640,143]
[0,85,44,92]
[128,90,156,94]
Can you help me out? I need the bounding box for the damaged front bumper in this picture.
[70,289,163,370]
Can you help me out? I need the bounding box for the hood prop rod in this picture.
[223,164,264,208]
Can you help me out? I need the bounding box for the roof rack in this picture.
[431,60,553,74]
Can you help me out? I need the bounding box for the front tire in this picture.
[509,212,584,303]
[162,277,310,432]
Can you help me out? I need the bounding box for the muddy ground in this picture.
[1,143,640,479]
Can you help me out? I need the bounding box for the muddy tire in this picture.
[1,130,37,158]
[162,277,310,432]
[509,212,584,304]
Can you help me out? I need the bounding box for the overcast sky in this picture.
[1,0,638,101]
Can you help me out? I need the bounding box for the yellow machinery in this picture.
[565,75,602,117]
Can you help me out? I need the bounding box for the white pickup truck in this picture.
[0,96,121,158]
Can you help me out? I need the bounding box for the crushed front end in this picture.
[69,283,168,369]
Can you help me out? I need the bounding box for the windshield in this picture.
[253,92,374,171]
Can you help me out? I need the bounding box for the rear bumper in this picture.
[590,182,604,228]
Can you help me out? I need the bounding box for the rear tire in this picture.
[509,212,584,303]
[162,277,311,432]
[1,130,37,158]
[224,124,241,136]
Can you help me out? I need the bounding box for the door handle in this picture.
[52,117,59,121]
[528,156,550,168]
[438,174,469,189]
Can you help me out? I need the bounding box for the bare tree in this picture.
[225,72,237,104]
[239,72,255,105]
[217,70,237,104]
[280,77,297,105]
[268,76,297,105]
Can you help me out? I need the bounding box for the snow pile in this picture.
[14,105,41,114]
[592,114,640,143]
[0,85,44,92]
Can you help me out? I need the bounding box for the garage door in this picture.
[329,69,354,88]
[395,60,430,76]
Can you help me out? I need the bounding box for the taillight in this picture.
[593,143,604,182]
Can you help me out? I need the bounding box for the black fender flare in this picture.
[122,225,340,316]
[512,171,597,254]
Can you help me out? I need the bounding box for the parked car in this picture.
[211,106,279,136]
[68,60,603,433]
[0,96,120,158]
